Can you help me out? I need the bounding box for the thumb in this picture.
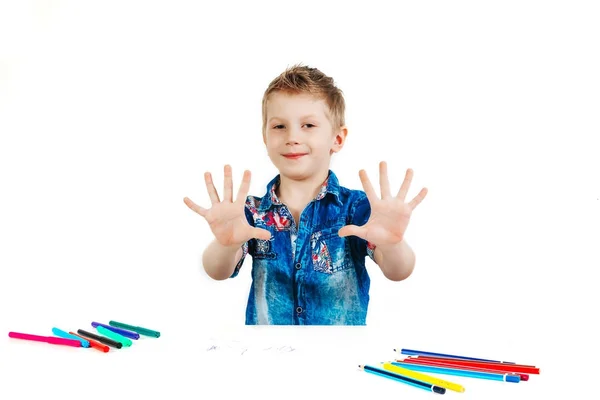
[338,225,364,238]
[251,227,272,241]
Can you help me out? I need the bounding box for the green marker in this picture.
[96,326,132,347]
[108,320,160,338]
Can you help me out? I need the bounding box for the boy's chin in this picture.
[277,164,328,180]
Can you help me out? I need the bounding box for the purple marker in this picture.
[91,322,140,340]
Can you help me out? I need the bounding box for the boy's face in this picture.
[264,91,346,181]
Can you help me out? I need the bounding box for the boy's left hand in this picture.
[338,161,428,246]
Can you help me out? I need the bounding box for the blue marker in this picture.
[91,322,140,340]
[52,327,90,348]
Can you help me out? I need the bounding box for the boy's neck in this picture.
[276,169,329,208]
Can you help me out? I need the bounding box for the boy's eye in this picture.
[272,124,315,129]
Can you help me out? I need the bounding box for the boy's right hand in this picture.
[184,165,271,248]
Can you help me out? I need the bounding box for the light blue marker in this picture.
[391,362,520,382]
[52,327,90,348]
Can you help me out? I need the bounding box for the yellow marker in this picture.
[381,362,466,393]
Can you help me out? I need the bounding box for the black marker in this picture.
[77,329,123,349]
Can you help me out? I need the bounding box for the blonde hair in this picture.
[262,63,346,135]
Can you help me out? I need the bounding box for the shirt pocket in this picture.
[253,238,277,260]
[310,228,350,274]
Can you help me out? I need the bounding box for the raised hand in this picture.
[184,165,271,247]
[338,161,427,246]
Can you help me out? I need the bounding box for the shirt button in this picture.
[296,307,303,314]
[295,263,301,270]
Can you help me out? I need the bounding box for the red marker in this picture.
[8,331,81,347]
[69,331,110,353]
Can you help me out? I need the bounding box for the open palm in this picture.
[339,162,428,246]
[184,165,271,247]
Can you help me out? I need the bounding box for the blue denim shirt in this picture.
[231,170,376,325]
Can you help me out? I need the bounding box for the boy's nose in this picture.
[285,126,302,144]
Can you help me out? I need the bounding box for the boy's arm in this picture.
[373,240,416,282]
[184,166,269,281]
[202,240,244,280]
[341,163,427,282]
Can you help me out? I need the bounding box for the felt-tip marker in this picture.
[77,329,122,349]
[69,331,110,353]
[91,321,140,340]
[108,320,160,338]
[96,326,132,347]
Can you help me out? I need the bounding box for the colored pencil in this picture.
[396,348,515,364]
[359,364,446,394]
[400,358,530,381]
[404,356,539,374]
[381,362,465,392]
[392,361,521,383]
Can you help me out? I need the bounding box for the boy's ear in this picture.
[331,126,348,154]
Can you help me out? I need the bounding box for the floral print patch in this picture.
[311,232,333,274]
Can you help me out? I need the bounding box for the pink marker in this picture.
[9,331,82,347]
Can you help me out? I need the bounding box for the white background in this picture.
[1,1,599,399]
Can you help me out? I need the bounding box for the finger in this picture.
[223,164,233,203]
[359,169,378,203]
[338,224,367,239]
[408,187,428,209]
[396,168,414,201]
[235,170,251,205]
[251,227,272,241]
[183,197,208,217]
[204,172,221,204]
[379,161,392,199]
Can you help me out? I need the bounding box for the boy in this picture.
[184,64,427,325]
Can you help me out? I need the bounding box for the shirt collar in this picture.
[258,170,342,211]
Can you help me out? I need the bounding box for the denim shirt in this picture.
[231,170,376,325]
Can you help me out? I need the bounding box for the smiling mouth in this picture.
[282,153,307,159]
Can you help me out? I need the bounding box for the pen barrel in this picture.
[393,362,520,383]
[109,321,160,338]
[363,365,446,394]
[91,322,140,339]
[405,356,539,374]
[77,329,122,349]
[96,326,132,347]
[46,336,82,347]
[402,358,529,381]
[382,363,465,393]
[52,327,90,347]
[9,332,80,347]
[69,332,109,353]
[9,332,44,341]
[400,349,505,363]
